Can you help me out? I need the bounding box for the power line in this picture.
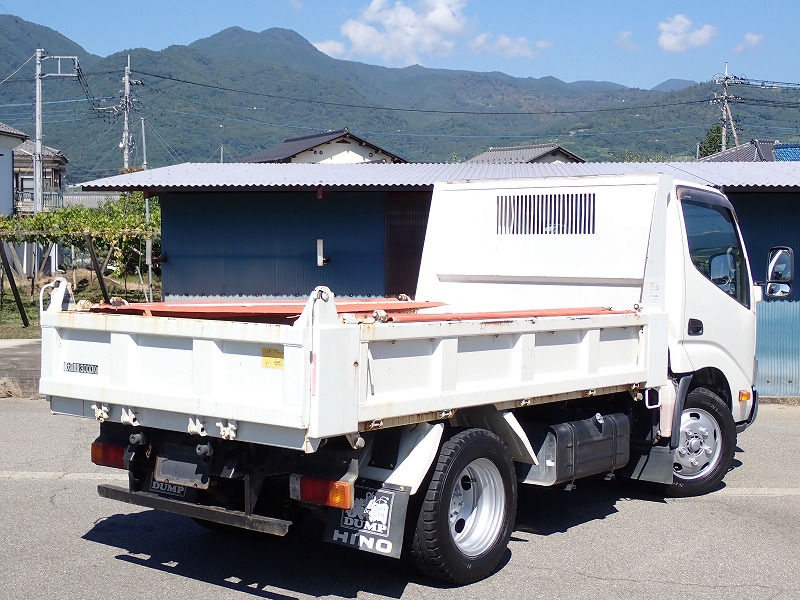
[132,68,712,117]
[83,117,126,179]
[143,118,185,164]
[0,52,34,86]
[725,76,800,90]
[0,96,114,109]
[134,100,716,142]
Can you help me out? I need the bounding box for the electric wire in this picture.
[143,118,185,163]
[0,52,34,86]
[0,96,113,109]
[82,117,124,179]
[132,68,712,117]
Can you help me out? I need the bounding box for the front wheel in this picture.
[410,428,517,585]
[666,387,736,497]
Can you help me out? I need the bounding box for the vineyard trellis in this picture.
[0,192,161,318]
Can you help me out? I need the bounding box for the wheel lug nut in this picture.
[691,458,699,466]
[700,428,709,438]
[678,448,687,456]
[704,446,713,456]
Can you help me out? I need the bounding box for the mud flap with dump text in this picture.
[324,480,409,559]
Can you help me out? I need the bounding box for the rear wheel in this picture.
[411,428,516,584]
[667,387,736,497]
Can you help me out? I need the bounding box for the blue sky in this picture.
[1,0,796,89]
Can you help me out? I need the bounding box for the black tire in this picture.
[410,428,517,585]
[666,387,736,497]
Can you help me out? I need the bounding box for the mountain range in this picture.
[0,14,794,185]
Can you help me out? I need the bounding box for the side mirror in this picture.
[765,247,794,298]
[766,283,791,298]
[710,253,735,294]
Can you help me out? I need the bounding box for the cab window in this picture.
[679,187,750,308]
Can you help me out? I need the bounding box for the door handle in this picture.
[688,318,704,336]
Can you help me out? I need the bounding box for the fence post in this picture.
[0,241,30,327]
[84,232,110,304]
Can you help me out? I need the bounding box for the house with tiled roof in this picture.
[0,121,27,215]
[242,127,406,164]
[467,142,584,164]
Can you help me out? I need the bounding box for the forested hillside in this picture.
[1,14,798,184]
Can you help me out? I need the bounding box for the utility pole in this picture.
[119,55,142,171]
[713,63,742,152]
[34,49,43,214]
[122,56,131,170]
[140,117,147,170]
[34,49,79,275]
[719,72,800,148]
[34,50,80,210]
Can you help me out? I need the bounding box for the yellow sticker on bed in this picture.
[261,348,285,369]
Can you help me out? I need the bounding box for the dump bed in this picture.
[42,286,660,453]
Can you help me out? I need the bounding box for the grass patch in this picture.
[0,269,161,339]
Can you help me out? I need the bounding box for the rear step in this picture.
[97,484,292,536]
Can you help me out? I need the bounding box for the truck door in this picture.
[678,186,756,421]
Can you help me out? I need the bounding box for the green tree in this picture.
[698,124,723,158]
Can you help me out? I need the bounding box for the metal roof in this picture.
[80,160,800,192]
[0,121,27,140]
[699,139,777,163]
[467,143,585,164]
[241,127,406,163]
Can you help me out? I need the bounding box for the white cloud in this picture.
[314,40,347,57]
[735,32,764,54]
[616,31,638,53]
[658,14,717,52]
[470,33,536,58]
[326,0,469,65]
[288,0,303,11]
[470,33,551,59]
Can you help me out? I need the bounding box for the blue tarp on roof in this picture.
[774,144,800,161]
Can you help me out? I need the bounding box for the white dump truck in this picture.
[40,173,793,584]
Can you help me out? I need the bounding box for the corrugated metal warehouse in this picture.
[83,161,800,396]
[159,189,429,299]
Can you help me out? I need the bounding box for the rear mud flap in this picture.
[324,480,410,559]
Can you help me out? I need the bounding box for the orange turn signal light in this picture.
[292,475,353,509]
[739,390,752,403]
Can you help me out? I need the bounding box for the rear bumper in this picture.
[97,484,292,535]
[736,387,759,434]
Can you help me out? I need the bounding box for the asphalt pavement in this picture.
[0,338,42,397]
[1,396,799,599]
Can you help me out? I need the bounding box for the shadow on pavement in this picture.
[84,509,421,598]
[80,475,684,596]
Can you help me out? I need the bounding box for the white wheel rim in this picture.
[673,407,723,480]
[448,457,506,557]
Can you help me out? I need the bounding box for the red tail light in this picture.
[91,441,126,469]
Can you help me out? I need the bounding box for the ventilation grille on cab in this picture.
[496,193,596,235]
